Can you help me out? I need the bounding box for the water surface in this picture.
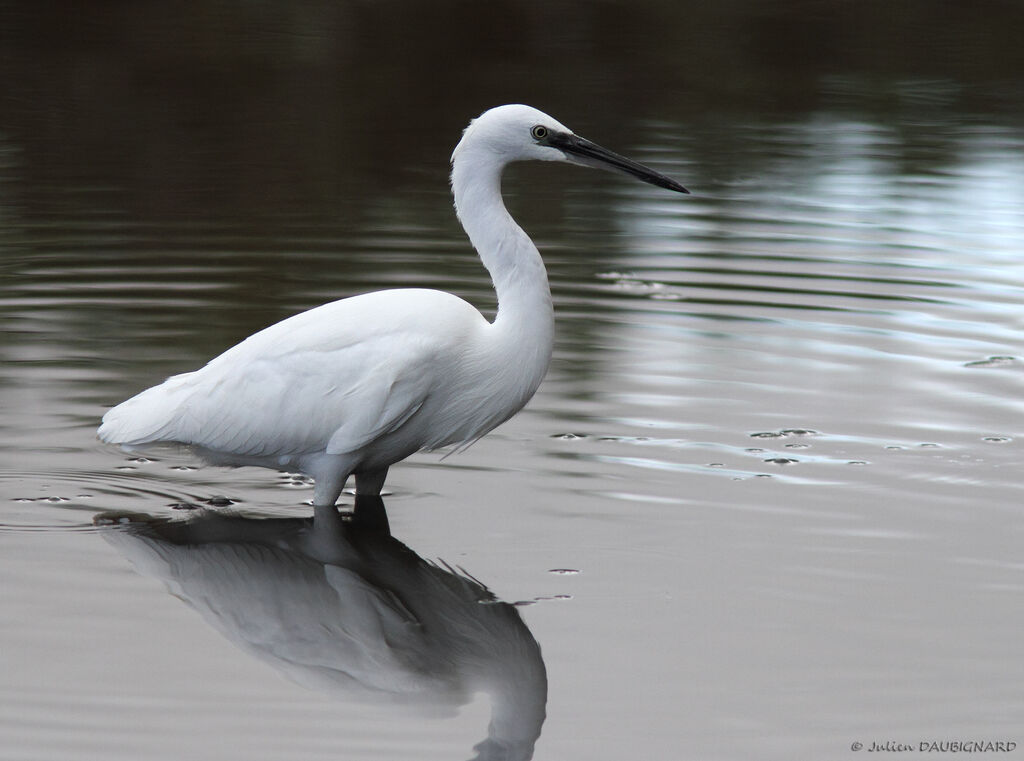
[3,3,1024,759]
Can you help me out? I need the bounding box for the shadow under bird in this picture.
[98,104,688,505]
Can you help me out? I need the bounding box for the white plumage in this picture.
[99,104,687,505]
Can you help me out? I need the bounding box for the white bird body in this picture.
[99,104,686,505]
[100,286,551,499]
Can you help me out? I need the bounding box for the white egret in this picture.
[98,104,688,506]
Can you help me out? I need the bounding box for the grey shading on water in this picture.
[3,2,1024,760]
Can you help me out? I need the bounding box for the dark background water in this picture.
[3,2,1024,760]
[3,0,1022,219]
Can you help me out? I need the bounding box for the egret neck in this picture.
[450,142,555,383]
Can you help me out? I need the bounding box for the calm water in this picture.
[3,3,1024,759]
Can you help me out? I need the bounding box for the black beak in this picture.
[548,132,689,194]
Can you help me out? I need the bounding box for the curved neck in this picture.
[450,149,554,333]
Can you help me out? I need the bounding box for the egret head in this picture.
[453,104,688,194]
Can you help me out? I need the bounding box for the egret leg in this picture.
[354,467,389,496]
[307,453,358,507]
[312,479,346,507]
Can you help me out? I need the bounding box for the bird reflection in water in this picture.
[94,497,547,761]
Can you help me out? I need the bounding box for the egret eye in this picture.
[531,125,549,141]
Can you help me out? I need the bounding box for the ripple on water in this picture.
[544,421,1024,503]
[963,355,1017,368]
[0,469,209,533]
[750,428,820,439]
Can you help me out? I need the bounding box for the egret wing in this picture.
[171,327,442,459]
[99,290,479,460]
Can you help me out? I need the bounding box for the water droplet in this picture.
[784,443,810,449]
[128,457,154,464]
[708,462,725,468]
[918,443,941,449]
[764,457,799,465]
[752,428,818,439]
[45,496,70,503]
[279,473,313,489]
[548,568,580,575]
[847,460,869,466]
[169,502,199,510]
[745,447,765,453]
[982,436,1012,443]
[205,496,236,507]
[780,428,818,436]
[885,445,904,451]
[552,433,585,441]
[170,465,197,472]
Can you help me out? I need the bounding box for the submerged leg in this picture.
[354,467,389,496]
